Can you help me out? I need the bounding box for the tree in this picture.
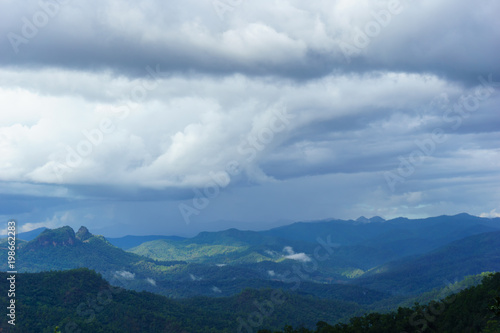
[491,297,500,317]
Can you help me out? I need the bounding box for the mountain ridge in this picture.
[2,213,499,303]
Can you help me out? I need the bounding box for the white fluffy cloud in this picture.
[283,246,311,262]
[1,67,481,190]
[115,271,135,280]
[480,209,500,218]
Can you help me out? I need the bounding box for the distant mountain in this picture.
[0,225,202,298]
[2,214,499,305]
[190,228,278,246]
[25,225,78,249]
[129,228,294,263]
[0,225,396,303]
[355,230,500,295]
[2,226,149,272]
[0,226,46,241]
[262,213,500,258]
[11,214,500,273]
[355,216,386,223]
[107,234,185,250]
[368,216,386,223]
[129,214,500,289]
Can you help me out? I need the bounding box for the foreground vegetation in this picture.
[0,269,361,332]
[261,273,500,333]
[0,269,499,332]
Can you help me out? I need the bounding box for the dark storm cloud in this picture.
[1,0,499,84]
[65,184,195,202]
[0,193,70,215]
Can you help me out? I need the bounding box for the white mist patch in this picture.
[212,286,222,293]
[283,246,311,262]
[268,270,275,277]
[480,209,500,218]
[115,271,135,280]
[264,250,280,258]
[146,278,156,286]
[190,273,202,281]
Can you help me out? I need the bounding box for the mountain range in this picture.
[1,213,499,331]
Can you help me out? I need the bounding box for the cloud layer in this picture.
[0,0,499,235]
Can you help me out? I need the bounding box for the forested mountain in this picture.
[1,269,499,332]
[106,234,186,250]
[262,213,500,255]
[2,214,500,301]
[127,214,500,297]
[355,230,500,295]
[264,272,500,333]
[0,224,390,302]
[131,213,500,271]
[0,214,499,332]
[2,226,149,272]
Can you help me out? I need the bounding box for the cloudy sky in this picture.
[0,0,499,236]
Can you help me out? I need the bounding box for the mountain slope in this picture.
[130,238,251,262]
[0,268,371,332]
[128,228,303,264]
[263,213,500,259]
[3,215,499,304]
[129,214,500,285]
[107,234,185,250]
[276,272,500,333]
[0,226,400,305]
[355,230,500,295]
[12,226,147,272]
[3,269,499,332]
[15,226,47,241]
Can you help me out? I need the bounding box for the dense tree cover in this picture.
[0,269,368,332]
[357,231,500,295]
[0,269,498,332]
[0,268,232,332]
[130,239,251,262]
[262,273,500,333]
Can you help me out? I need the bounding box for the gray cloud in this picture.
[0,0,498,235]
[1,0,498,83]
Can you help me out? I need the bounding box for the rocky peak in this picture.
[26,226,78,250]
[76,226,92,241]
[356,216,370,223]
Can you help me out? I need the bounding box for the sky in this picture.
[0,0,499,237]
